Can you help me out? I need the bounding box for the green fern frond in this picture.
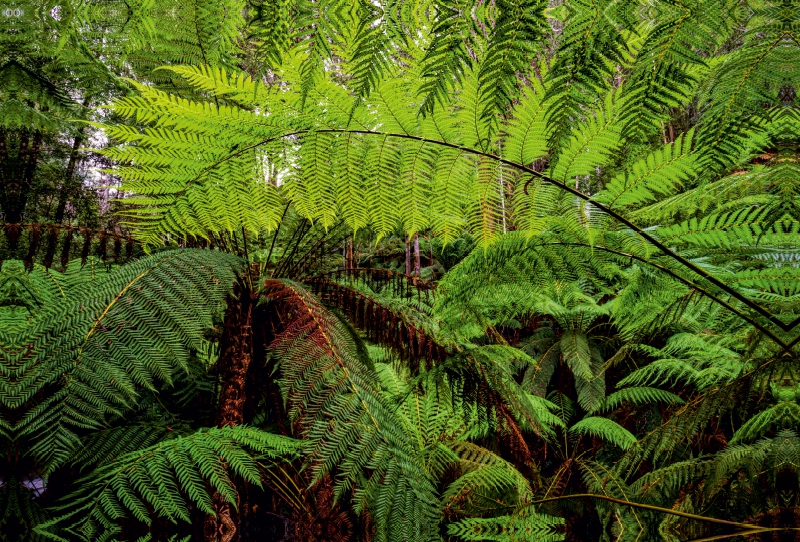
[44,426,298,540]
[418,0,480,115]
[9,250,239,473]
[263,279,441,541]
[592,387,685,414]
[594,130,697,210]
[476,0,547,120]
[447,505,564,541]
[571,417,638,450]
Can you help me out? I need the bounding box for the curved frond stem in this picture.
[549,243,789,349]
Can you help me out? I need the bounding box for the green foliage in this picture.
[0,250,239,474]
[447,505,563,542]
[263,279,441,541]
[43,426,299,541]
[9,0,800,540]
[570,417,637,451]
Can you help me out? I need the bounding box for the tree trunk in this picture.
[413,233,420,276]
[347,236,355,269]
[205,284,253,542]
[53,128,86,223]
[404,234,411,275]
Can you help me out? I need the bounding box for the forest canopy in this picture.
[0,0,798,541]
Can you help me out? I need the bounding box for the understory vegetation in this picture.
[2,1,800,541]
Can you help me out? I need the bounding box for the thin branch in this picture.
[532,493,759,529]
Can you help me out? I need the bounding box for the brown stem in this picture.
[205,284,254,542]
[532,494,758,529]
[347,236,355,269]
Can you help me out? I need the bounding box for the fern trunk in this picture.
[215,287,254,428]
[205,284,254,542]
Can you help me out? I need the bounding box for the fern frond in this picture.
[447,505,564,541]
[570,417,638,450]
[592,387,685,414]
[418,0,479,115]
[9,250,239,473]
[45,426,298,540]
[263,279,441,541]
[594,130,697,210]
[476,0,547,120]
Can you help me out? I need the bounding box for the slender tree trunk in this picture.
[53,128,86,223]
[404,234,411,275]
[413,233,420,276]
[40,129,87,268]
[20,131,43,215]
[205,284,253,542]
[347,237,355,269]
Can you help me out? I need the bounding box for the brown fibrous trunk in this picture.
[205,284,254,542]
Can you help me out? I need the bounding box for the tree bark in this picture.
[205,284,253,542]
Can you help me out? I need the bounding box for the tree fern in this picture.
[16,1,800,538]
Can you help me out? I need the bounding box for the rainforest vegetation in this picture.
[1,0,799,541]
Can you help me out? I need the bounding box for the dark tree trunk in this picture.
[205,283,357,541]
[205,284,254,542]
[243,303,286,432]
[53,128,85,223]
[214,289,254,428]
